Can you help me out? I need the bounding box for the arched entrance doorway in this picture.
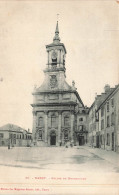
[79,136,84,146]
[50,132,56,146]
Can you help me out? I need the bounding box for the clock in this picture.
[50,75,57,88]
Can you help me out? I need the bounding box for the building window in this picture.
[107,133,110,146]
[64,130,68,140]
[101,119,104,130]
[79,125,83,131]
[51,116,56,127]
[101,107,104,117]
[111,99,114,107]
[107,116,110,127]
[38,117,43,127]
[79,118,83,121]
[111,112,114,125]
[39,130,42,140]
[82,110,85,114]
[107,102,109,112]
[64,116,70,126]
[96,112,99,121]
[0,133,4,138]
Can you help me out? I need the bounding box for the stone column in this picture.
[44,111,48,144]
[71,111,74,144]
[32,111,37,145]
[58,111,62,146]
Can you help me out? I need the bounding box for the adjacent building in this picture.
[31,22,89,147]
[0,123,32,147]
[88,84,119,152]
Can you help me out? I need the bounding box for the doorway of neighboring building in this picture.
[79,136,84,146]
[96,136,99,148]
[112,132,114,151]
[50,134,56,146]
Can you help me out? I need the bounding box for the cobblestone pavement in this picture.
[0,146,118,172]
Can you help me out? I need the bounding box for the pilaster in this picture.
[32,111,37,144]
[71,111,74,144]
[58,111,62,145]
[44,111,48,143]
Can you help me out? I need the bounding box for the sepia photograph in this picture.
[0,0,119,194]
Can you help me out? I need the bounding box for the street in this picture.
[0,146,118,173]
[0,146,119,195]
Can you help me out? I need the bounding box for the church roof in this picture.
[35,80,72,92]
[53,21,60,43]
[89,84,119,112]
[96,84,119,112]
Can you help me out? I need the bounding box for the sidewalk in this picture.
[83,146,119,167]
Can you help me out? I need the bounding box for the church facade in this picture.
[31,22,89,147]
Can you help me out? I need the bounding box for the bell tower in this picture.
[31,19,86,147]
[45,21,67,74]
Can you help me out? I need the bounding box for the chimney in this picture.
[104,84,110,93]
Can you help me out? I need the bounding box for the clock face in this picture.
[52,51,57,59]
[50,75,57,88]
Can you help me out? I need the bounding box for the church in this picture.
[31,22,89,147]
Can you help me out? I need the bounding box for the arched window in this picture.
[51,116,56,127]
[51,51,57,66]
[64,116,69,126]
[38,117,43,127]
[52,58,57,66]
[79,125,83,131]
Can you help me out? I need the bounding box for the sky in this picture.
[0,1,119,131]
